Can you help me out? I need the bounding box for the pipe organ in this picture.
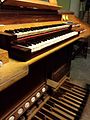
[0,0,90,120]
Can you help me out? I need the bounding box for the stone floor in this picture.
[70,54,90,120]
[70,54,90,87]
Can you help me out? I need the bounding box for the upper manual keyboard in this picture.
[5,23,70,38]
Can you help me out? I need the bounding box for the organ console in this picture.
[0,0,90,120]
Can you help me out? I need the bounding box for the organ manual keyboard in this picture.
[0,0,90,120]
[0,22,81,61]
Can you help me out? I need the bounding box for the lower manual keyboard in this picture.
[14,31,78,53]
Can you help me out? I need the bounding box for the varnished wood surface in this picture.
[2,0,61,10]
[0,8,60,25]
[0,59,28,91]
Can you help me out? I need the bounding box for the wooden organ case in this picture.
[0,0,90,120]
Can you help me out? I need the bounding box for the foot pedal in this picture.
[19,82,89,120]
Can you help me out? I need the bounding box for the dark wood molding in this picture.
[0,5,61,25]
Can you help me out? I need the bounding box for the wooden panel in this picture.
[2,0,62,10]
[0,6,61,25]
[0,12,61,24]
[0,59,28,91]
